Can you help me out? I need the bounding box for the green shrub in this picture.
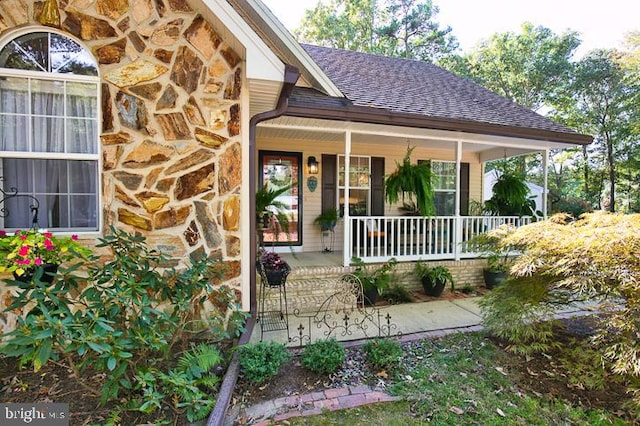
[239,342,291,384]
[1,226,242,421]
[301,338,346,374]
[381,284,414,304]
[363,338,403,371]
[132,343,224,422]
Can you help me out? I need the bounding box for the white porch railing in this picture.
[349,215,532,263]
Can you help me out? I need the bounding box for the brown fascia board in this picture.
[285,101,593,146]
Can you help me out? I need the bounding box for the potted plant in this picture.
[314,208,339,252]
[0,228,91,282]
[467,228,513,289]
[313,208,339,231]
[385,146,435,217]
[255,182,295,231]
[414,262,454,297]
[257,250,291,287]
[351,257,397,305]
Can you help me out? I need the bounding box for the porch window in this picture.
[338,155,370,216]
[433,161,456,216]
[0,31,99,231]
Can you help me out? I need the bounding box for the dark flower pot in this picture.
[13,263,59,284]
[421,277,446,297]
[257,261,290,287]
[483,269,507,289]
[361,286,379,306]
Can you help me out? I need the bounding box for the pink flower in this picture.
[71,235,78,241]
[19,235,27,241]
[18,246,30,257]
[0,230,5,236]
[34,258,43,265]
[44,232,53,238]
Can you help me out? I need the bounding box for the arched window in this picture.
[0,31,100,231]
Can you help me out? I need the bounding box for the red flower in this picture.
[18,246,30,257]
[0,230,5,236]
[71,235,78,241]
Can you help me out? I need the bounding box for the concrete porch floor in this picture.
[249,295,601,347]
[279,251,345,268]
[250,297,485,346]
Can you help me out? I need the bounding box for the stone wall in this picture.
[0,0,245,328]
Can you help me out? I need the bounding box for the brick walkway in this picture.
[242,384,401,425]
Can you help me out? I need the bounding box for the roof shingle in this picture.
[301,44,583,138]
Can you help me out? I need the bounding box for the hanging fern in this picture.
[384,146,435,216]
[485,171,537,217]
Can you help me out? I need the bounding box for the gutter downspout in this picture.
[208,64,300,426]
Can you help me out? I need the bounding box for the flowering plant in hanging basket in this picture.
[0,229,92,277]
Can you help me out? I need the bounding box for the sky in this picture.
[261,0,639,57]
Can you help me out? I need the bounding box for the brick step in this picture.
[260,259,486,314]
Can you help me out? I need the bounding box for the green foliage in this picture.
[479,276,561,355]
[238,342,291,385]
[363,338,403,371]
[295,0,457,62]
[465,227,514,273]
[441,22,580,111]
[132,343,223,422]
[550,195,593,217]
[313,208,339,231]
[414,262,454,290]
[559,339,612,392]
[384,146,435,216]
[0,226,238,416]
[484,169,538,217]
[256,181,296,235]
[301,338,346,374]
[381,284,414,304]
[479,212,640,408]
[351,257,397,292]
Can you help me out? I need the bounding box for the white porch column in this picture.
[542,149,549,218]
[454,140,462,261]
[342,129,352,266]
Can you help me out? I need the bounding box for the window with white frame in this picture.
[338,155,370,216]
[0,31,99,231]
[432,161,456,216]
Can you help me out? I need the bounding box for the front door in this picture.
[258,150,302,246]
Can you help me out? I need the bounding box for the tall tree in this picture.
[441,22,580,112]
[558,50,636,212]
[295,0,380,52]
[295,0,457,62]
[377,0,457,61]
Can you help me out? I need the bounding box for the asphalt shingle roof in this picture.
[301,44,582,137]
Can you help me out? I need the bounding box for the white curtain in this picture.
[1,78,97,230]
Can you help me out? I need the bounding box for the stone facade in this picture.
[0,0,244,333]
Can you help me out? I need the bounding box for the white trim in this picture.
[342,130,352,266]
[0,28,102,234]
[201,0,284,82]
[247,0,343,97]
[258,121,575,151]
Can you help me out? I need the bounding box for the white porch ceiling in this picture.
[257,116,579,160]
